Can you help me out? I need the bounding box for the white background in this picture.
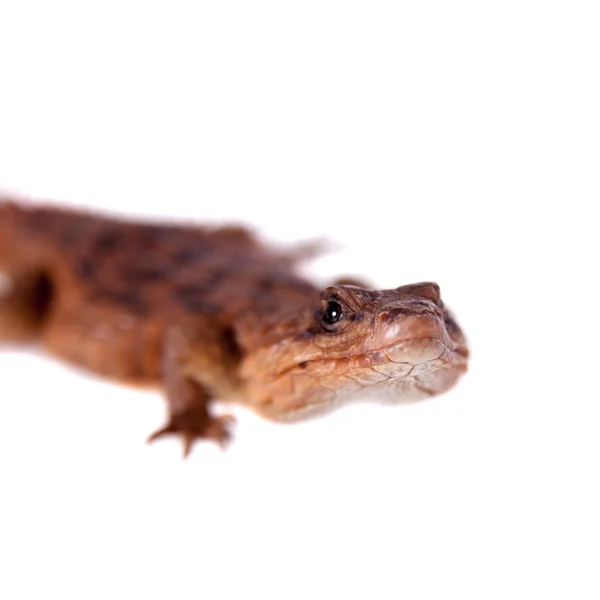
[1,2,599,599]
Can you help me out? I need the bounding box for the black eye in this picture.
[322,300,342,326]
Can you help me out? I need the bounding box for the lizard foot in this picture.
[148,410,236,457]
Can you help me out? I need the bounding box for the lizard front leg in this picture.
[148,322,241,457]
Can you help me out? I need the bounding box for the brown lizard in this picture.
[0,197,469,455]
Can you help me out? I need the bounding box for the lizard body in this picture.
[0,198,468,455]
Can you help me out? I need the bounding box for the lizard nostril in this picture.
[379,308,406,323]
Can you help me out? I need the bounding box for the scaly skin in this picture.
[0,197,468,455]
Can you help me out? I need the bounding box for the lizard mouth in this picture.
[280,313,459,376]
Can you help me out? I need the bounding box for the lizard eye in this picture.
[321,300,342,328]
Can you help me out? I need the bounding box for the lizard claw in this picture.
[148,412,236,457]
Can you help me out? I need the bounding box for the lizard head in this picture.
[239,282,468,419]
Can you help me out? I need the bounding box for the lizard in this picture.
[0,196,469,456]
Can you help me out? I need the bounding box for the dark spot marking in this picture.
[137,225,173,245]
[95,288,148,315]
[76,257,97,280]
[174,271,225,297]
[60,225,84,248]
[249,277,276,302]
[175,284,221,314]
[170,247,211,264]
[298,361,309,369]
[202,271,226,291]
[119,264,173,282]
[258,278,274,291]
[94,230,122,253]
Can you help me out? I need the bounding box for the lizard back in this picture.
[0,200,318,380]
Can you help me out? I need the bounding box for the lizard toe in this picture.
[148,411,236,456]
